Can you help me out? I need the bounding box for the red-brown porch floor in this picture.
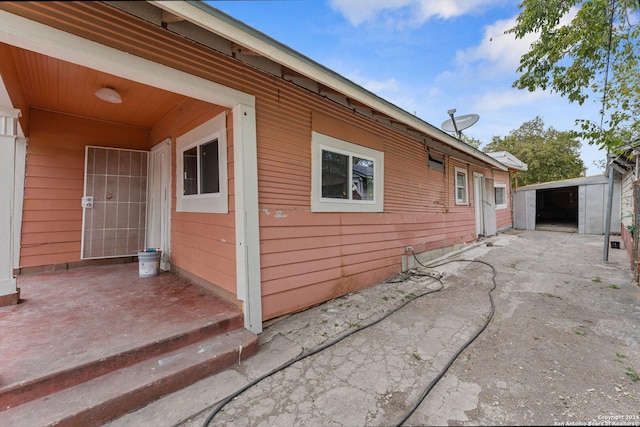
[0,262,247,409]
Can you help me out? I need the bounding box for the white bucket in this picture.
[138,249,161,278]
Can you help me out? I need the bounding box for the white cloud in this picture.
[455,6,580,76]
[349,73,400,94]
[455,16,535,75]
[329,0,507,27]
[415,0,506,20]
[471,88,552,112]
[327,0,412,26]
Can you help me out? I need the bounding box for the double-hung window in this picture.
[454,167,468,205]
[176,112,228,213]
[311,131,383,212]
[495,182,507,209]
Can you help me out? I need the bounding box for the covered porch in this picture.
[0,262,258,426]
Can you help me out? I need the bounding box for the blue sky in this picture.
[207,0,606,176]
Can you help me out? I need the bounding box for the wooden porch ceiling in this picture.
[2,42,189,130]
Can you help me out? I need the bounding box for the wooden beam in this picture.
[161,10,183,24]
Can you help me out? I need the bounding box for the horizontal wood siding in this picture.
[494,170,513,231]
[165,105,238,295]
[20,109,148,268]
[5,2,513,321]
[255,81,312,208]
[254,78,480,318]
[149,100,238,295]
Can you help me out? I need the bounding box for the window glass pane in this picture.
[456,171,467,203]
[183,146,198,195]
[322,150,349,199]
[200,139,220,194]
[352,157,374,201]
[495,187,506,205]
[457,187,466,202]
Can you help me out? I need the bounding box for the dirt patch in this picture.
[427,230,640,426]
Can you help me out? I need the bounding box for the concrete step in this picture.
[0,328,258,427]
[0,310,245,410]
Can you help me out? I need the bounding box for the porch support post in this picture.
[233,103,262,334]
[0,106,21,306]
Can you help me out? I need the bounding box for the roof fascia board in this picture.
[516,175,609,191]
[486,151,528,171]
[150,1,507,172]
[0,8,254,108]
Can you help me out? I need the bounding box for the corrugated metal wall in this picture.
[513,178,620,235]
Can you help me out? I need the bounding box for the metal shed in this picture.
[513,175,621,235]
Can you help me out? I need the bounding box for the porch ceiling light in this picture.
[95,87,122,104]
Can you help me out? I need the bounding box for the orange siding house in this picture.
[0,1,524,333]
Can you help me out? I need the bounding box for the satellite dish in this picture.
[441,113,480,133]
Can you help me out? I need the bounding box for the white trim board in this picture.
[0,9,263,332]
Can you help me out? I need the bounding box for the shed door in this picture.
[81,146,148,259]
[513,190,536,230]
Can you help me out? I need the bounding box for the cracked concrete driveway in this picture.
[108,229,640,427]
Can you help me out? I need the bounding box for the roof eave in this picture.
[149,0,508,172]
[486,151,528,172]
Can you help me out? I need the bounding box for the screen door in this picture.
[81,146,148,259]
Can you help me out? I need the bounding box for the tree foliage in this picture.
[507,0,640,150]
[461,134,482,148]
[483,117,586,186]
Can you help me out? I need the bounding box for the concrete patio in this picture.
[0,261,258,426]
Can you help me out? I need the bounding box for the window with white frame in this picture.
[454,167,468,205]
[176,112,228,213]
[311,131,384,212]
[495,182,507,209]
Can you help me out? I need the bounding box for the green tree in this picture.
[507,0,640,151]
[483,117,586,186]
[461,134,482,149]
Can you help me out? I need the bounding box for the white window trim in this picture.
[176,112,228,213]
[495,182,508,210]
[454,166,469,205]
[311,131,384,213]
